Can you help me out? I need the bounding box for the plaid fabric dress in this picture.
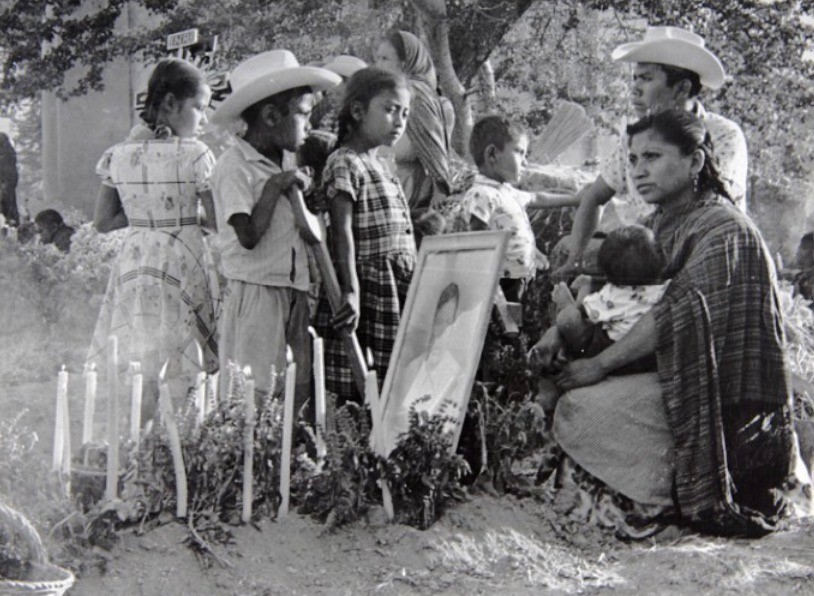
[87,136,220,391]
[316,147,416,401]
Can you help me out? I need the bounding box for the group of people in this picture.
[84,22,810,539]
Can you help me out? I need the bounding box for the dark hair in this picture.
[34,209,64,227]
[469,115,526,167]
[626,108,732,201]
[240,85,314,128]
[141,59,206,128]
[336,67,410,146]
[801,232,814,252]
[657,63,703,98]
[436,282,460,317]
[598,224,665,286]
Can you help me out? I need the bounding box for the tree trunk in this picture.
[476,59,497,115]
[410,0,533,156]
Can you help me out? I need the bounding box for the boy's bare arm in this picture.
[560,177,615,269]
[229,170,310,249]
[527,189,580,209]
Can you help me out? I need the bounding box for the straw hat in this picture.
[211,50,341,125]
[322,55,367,79]
[611,26,726,90]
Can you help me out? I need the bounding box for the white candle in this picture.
[206,373,218,415]
[195,371,207,426]
[309,327,326,459]
[82,362,97,445]
[279,347,296,519]
[52,366,68,472]
[105,336,119,500]
[61,387,71,480]
[158,361,187,518]
[242,366,256,524]
[129,362,142,444]
[365,367,394,521]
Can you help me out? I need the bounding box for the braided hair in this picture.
[335,67,409,147]
[626,109,733,202]
[140,59,206,132]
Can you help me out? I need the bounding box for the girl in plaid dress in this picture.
[318,67,416,401]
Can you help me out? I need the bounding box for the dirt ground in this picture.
[3,380,814,596]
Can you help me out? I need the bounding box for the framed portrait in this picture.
[378,231,510,455]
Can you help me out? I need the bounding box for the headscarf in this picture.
[390,30,450,200]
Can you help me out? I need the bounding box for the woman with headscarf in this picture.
[374,30,452,213]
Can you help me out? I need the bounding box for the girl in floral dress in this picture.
[88,59,219,411]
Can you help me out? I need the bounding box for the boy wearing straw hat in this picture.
[562,26,748,273]
[210,50,340,401]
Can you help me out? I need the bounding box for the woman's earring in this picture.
[692,175,699,194]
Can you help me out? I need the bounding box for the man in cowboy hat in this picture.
[210,49,340,402]
[561,26,748,273]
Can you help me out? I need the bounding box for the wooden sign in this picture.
[166,28,199,51]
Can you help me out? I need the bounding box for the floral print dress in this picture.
[87,135,220,389]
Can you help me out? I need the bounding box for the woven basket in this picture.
[0,502,75,596]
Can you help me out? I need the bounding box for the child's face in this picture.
[353,87,411,150]
[271,93,315,152]
[165,85,211,138]
[488,135,528,185]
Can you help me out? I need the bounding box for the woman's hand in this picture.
[331,290,360,333]
[551,281,576,311]
[555,357,608,391]
[527,327,566,373]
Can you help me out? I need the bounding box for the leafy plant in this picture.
[384,397,470,529]
[295,399,381,529]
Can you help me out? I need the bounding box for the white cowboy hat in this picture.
[322,55,367,79]
[211,50,341,125]
[611,26,726,90]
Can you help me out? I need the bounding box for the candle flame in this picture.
[286,346,294,364]
[307,326,318,340]
[129,361,141,375]
[84,362,97,375]
[243,365,253,380]
[159,359,169,382]
[60,364,66,372]
[365,347,374,368]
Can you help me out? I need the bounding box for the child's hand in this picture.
[527,327,566,373]
[331,290,360,333]
[551,281,576,310]
[264,169,314,198]
[534,248,550,271]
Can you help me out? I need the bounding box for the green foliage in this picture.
[468,383,549,493]
[384,397,470,528]
[295,400,382,529]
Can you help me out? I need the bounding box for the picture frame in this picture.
[378,230,510,455]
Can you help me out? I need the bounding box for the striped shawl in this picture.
[650,197,796,536]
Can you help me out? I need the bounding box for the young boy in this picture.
[210,50,340,402]
[464,115,578,302]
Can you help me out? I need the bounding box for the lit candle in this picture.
[158,360,187,518]
[105,336,119,500]
[309,327,326,459]
[129,362,142,444]
[52,365,68,472]
[278,347,296,519]
[82,362,97,445]
[242,366,255,524]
